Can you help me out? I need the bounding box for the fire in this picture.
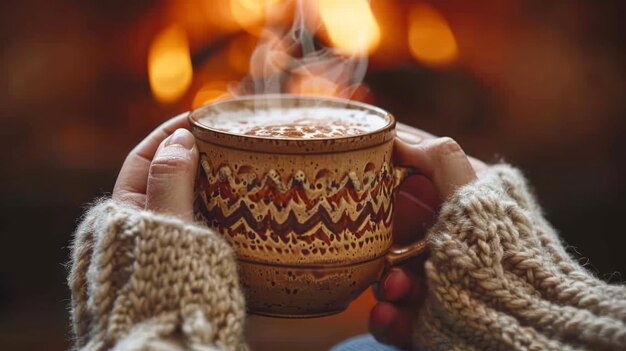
[200,0,239,31]
[230,0,266,31]
[192,81,230,108]
[408,3,458,67]
[148,25,193,103]
[318,0,381,56]
[230,0,286,34]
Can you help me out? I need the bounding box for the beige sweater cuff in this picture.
[68,200,247,351]
[415,164,626,351]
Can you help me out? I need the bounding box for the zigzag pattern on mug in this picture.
[195,153,397,241]
[199,162,395,222]
[196,196,394,242]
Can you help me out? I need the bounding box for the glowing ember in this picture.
[148,25,193,103]
[318,0,381,56]
[408,3,458,67]
[192,81,230,108]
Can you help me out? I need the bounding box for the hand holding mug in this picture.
[112,113,198,221]
[369,122,487,349]
[110,99,488,324]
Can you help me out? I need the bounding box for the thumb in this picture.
[395,137,477,199]
[146,128,198,222]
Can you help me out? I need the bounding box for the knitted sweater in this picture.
[68,165,626,351]
[68,200,247,351]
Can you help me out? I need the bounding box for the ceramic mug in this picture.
[189,95,427,318]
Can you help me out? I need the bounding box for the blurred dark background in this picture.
[1,0,625,350]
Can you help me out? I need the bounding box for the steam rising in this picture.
[230,0,371,105]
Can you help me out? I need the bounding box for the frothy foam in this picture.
[199,107,388,139]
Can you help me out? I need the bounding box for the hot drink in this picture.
[189,95,427,317]
[197,106,388,139]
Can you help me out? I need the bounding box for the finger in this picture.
[393,192,433,246]
[386,309,413,349]
[393,174,439,245]
[397,122,488,175]
[113,113,190,207]
[379,268,414,302]
[145,128,198,222]
[395,137,477,199]
[369,302,413,349]
[399,175,439,211]
[369,302,398,344]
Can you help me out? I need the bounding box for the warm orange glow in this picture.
[148,25,193,103]
[230,0,285,34]
[192,81,230,108]
[368,0,411,67]
[228,35,257,74]
[201,0,239,31]
[249,30,291,78]
[230,0,265,30]
[288,74,340,97]
[167,0,214,48]
[349,83,374,103]
[408,3,458,67]
[318,0,381,56]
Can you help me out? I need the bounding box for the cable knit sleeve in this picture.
[68,199,247,351]
[414,164,626,351]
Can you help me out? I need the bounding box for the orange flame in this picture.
[230,0,266,31]
[148,25,193,103]
[408,3,458,67]
[192,81,231,108]
[200,0,239,31]
[230,0,286,34]
[318,0,380,56]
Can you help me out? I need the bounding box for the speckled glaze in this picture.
[190,95,426,317]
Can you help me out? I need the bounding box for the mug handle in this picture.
[385,165,429,266]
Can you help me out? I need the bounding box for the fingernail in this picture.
[439,138,465,157]
[382,268,401,298]
[166,129,195,149]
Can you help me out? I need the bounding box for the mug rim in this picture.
[188,94,397,154]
